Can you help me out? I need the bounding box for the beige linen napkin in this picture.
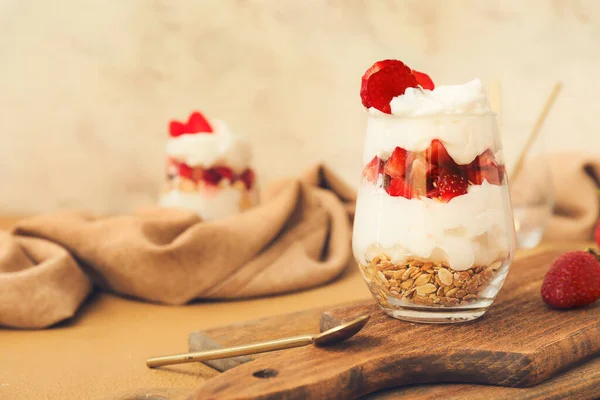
[0,165,354,329]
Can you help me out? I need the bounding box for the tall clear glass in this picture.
[353,113,516,323]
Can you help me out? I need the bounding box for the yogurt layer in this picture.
[352,181,513,271]
[166,119,252,173]
[365,79,498,165]
[160,185,249,221]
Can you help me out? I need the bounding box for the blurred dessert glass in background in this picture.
[160,111,258,220]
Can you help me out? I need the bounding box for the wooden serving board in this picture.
[188,247,600,399]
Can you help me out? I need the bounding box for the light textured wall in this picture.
[0,0,598,213]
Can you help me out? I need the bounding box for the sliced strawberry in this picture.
[466,149,503,186]
[385,176,413,199]
[215,166,234,182]
[241,169,255,190]
[482,166,503,185]
[363,156,384,183]
[426,187,440,199]
[436,168,468,202]
[412,70,435,90]
[186,111,213,134]
[360,60,419,114]
[384,148,414,178]
[169,121,186,137]
[191,166,204,183]
[178,163,193,180]
[426,139,454,168]
[466,166,483,185]
[425,164,440,196]
[477,149,497,168]
[203,168,221,185]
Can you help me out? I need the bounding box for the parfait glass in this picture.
[353,113,516,323]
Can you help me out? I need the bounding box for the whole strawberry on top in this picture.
[541,249,600,309]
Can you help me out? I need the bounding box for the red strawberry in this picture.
[203,168,221,185]
[178,163,193,180]
[363,156,384,183]
[436,168,468,202]
[426,140,454,168]
[412,70,435,90]
[166,158,179,179]
[466,149,504,185]
[541,249,600,309]
[169,121,186,137]
[215,166,234,182]
[385,176,412,198]
[384,148,414,178]
[191,166,204,183]
[186,111,213,134]
[478,149,497,168]
[480,166,502,185]
[466,166,483,185]
[241,169,255,190]
[360,60,419,114]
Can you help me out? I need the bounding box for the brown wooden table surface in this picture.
[0,216,590,399]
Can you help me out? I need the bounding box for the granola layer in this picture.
[360,254,502,307]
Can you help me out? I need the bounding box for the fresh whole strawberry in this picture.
[363,156,384,183]
[385,176,413,199]
[360,60,419,114]
[384,147,414,178]
[412,70,435,90]
[541,249,600,309]
[436,168,468,202]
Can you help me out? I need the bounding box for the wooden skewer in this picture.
[510,82,562,181]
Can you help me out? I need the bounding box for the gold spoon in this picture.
[146,314,370,368]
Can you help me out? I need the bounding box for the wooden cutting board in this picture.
[188,247,600,399]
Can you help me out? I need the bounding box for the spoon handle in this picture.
[146,335,314,368]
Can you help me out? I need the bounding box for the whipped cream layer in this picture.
[352,181,513,271]
[166,119,252,173]
[160,185,254,221]
[389,79,491,117]
[365,79,497,165]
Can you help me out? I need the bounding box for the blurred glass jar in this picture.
[505,127,554,249]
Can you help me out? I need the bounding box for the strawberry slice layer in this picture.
[384,147,414,178]
[360,60,419,114]
[363,156,384,183]
[385,176,413,199]
[435,168,468,202]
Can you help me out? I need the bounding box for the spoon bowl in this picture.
[313,315,371,346]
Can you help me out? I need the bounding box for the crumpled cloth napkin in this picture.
[0,165,356,329]
[511,152,600,242]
